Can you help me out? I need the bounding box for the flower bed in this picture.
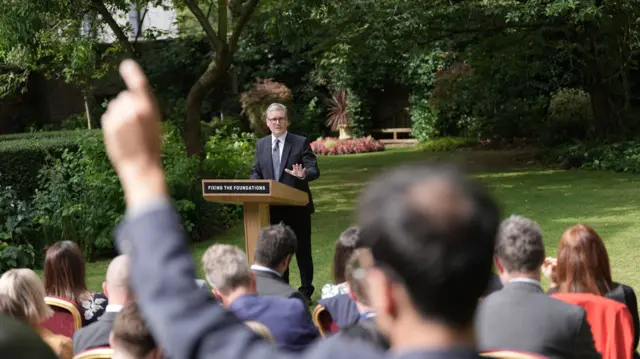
[311,137,385,156]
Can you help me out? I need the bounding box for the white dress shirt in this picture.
[251,264,282,277]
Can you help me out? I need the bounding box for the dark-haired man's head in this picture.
[333,226,360,284]
[494,215,545,283]
[253,223,297,274]
[356,163,500,348]
[110,302,162,359]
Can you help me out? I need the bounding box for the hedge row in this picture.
[0,133,90,197]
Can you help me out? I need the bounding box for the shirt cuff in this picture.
[125,196,173,220]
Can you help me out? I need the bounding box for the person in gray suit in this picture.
[101,59,506,359]
[476,215,601,359]
[251,223,309,308]
[73,255,131,355]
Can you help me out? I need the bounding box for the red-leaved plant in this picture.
[326,89,349,131]
[311,137,385,156]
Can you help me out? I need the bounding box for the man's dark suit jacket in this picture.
[253,269,308,308]
[115,200,487,359]
[72,311,116,354]
[249,133,319,213]
[318,294,360,329]
[229,294,318,352]
[476,281,601,359]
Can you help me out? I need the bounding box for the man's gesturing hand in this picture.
[101,59,167,208]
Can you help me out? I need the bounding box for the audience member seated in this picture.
[45,241,108,326]
[544,223,638,357]
[73,255,132,355]
[202,244,319,352]
[0,313,58,359]
[321,227,359,299]
[0,269,73,359]
[330,248,389,350]
[110,302,163,359]
[251,223,308,307]
[316,294,359,330]
[475,215,600,359]
[551,292,633,359]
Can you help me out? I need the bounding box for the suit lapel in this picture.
[264,138,275,180]
[278,136,293,180]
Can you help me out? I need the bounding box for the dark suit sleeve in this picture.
[117,202,384,359]
[301,139,319,182]
[250,139,263,180]
[117,204,287,359]
[573,310,601,359]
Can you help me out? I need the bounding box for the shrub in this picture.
[32,125,203,259]
[544,141,640,173]
[0,134,82,198]
[410,96,439,143]
[418,137,479,152]
[0,187,38,273]
[311,137,385,156]
[199,128,257,234]
[544,88,593,144]
[240,79,293,137]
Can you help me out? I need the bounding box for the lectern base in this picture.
[243,203,270,263]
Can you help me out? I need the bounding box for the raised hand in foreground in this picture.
[101,59,167,208]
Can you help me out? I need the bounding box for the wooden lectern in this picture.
[202,179,309,263]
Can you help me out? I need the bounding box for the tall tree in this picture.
[173,0,260,157]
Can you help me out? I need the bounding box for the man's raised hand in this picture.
[101,59,167,207]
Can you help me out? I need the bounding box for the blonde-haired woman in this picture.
[0,268,72,359]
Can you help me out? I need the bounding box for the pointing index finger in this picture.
[119,59,149,94]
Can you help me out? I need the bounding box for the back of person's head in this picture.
[0,269,53,326]
[356,163,500,332]
[556,223,613,295]
[345,249,371,306]
[0,314,58,359]
[253,223,297,269]
[44,240,88,303]
[111,302,162,359]
[333,226,360,284]
[103,255,131,304]
[202,244,252,295]
[495,215,545,274]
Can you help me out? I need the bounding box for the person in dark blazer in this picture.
[249,103,320,299]
[0,314,58,359]
[476,215,600,359]
[251,224,309,308]
[73,255,131,355]
[202,244,318,352]
[102,60,509,359]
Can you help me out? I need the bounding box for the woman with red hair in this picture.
[544,224,638,357]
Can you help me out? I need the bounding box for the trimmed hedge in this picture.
[0,132,88,197]
[418,137,479,152]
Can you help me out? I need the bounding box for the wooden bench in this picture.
[372,128,412,140]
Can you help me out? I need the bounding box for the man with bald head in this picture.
[73,255,131,355]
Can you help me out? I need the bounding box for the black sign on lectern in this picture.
[203,181,270,194]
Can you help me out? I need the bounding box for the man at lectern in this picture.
[249,103,320,300]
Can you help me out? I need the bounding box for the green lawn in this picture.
[83,148,640,300]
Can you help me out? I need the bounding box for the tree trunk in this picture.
[92,0,136,57]
[83,94,92,129]
[184,52,231,157]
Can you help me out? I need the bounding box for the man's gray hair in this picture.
[495,215,545,273]
[266,103,288,118]
[202,244,252,293]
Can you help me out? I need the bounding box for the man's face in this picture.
[266,109,289,137]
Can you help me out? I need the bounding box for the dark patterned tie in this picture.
[272,139,280,181]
